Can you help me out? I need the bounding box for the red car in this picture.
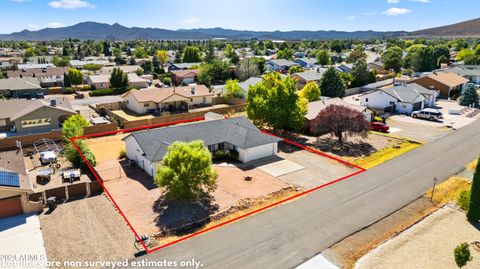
[370,122,389,132]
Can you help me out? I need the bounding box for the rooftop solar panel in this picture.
[0,171,20,188]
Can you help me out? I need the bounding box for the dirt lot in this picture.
[86,133,128,163]
[39,195,136,268]
[97,160,289,236]
[355,207,480,269]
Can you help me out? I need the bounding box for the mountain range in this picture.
[0,18,479,41]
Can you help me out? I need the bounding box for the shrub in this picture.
[118,149,126,159]
[78,85,92,91]
[63,87,74,94]
[89,89,114,96]
[163,77,172,86]
[454,242,471,268]
[457,190,471,211]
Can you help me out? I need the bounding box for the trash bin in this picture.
[46,196,56,211]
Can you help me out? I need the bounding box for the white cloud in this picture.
[382,7,411,15]
[181,17,201,25]
[46,22,66,28]
[345,16,356,20]
[387,0,400,3]
[27,24,41,31]
[48,0,95,9]
[363,11,377,16]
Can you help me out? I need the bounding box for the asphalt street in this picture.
[130,119,480,269]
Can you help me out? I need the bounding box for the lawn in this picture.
[426,176,471,205]
[347,141,420,169]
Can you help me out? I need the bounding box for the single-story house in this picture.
[239,77,263,97]
[293,51,306,58]
[170,69,200,85]
[123,116,282,178]
[291,69,326,90]
[99,65,143,75]
[0,97,75,134]
[70,60,111,69]
[265,59,298,72]
[359,83,438,114]
[443,64,480,84]
[294,58,317,68]
[305,97,372,131]
[367,61,385,72]
[335,64,353,73]
[168,62,201,71]
[0,149,34,219]
[7,67,69,79]
[0,77,45,99]
[17,63,55,70]
[121,85,214,115]
[409,71,468,99]
[86,73,149,89]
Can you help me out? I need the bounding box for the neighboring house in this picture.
[238,77,262,97]
[121,85,213,115]
[0,97,75,134]
[335,64,353,73]
[7,67,69,79]
[70,60,111,69]
[359,83,437,114]
[0,149,34,219]
[123,116,282,177]
[409,71,469,99]
[265,59,298,72]
[443,64,480,84]
[293,58,317,68]
[0,77,45,99]
[17,63,55,70]
[170,69,200,85]
[291,69,326,90]
[168,62,201,71]
[86,73,149,89]
[265,49,276,56]
[305,97,372,131]
[367,61,385,72]
[99,65,143,75]
[293,51,306,58]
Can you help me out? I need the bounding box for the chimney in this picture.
[191,85,196,95]
[50,98,57,107]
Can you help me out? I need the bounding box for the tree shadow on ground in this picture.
[153,192,219,236]
[315,137,376,157]
[119,159,157,190]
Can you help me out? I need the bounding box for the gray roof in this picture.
[293,69,326,82]
[0,77,41,91]
[171,62,201,69]
[294,58,317,65]
[239,77,262,93]
[267,59,298,67]
[126,117,282,162]
[0,97,75,120]
[444,65,480,77]
[381,83,435,103]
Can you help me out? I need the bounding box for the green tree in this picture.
[467,155,480,222]
[155,140,218,200]
[109,67,129,91]
[155,50,168,64]
[52,55,70,67]
[82,63,102,71]
[300,81,321,102]
[460,84,479,106]
[62,115,96,168]
[382,46,403,72]
[252,57,266,74]
[288,65,304,74]
[246,72,307,130]
[133,47,147,58]
[453,242,472,268]
[197,60,230,86]
[103,41,111,56]
[224,44,235,58]
[204,40,216,63]
[224,79,244,99]
[235,58,260,81]
[351,60,375,88]
[68,68,83,88]
[346,47,366,63]
[319,67,346,98]
[316,49,331,66]
[276,48,293,60]
[63,72,71,88]
[182,46,202,63]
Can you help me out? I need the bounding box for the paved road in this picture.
[130,119,480,269]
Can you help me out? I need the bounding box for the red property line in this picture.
[71,117,367,254]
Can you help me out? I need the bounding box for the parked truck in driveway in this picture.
[411,108,443,121]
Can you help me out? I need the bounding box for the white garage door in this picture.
[243,143,276,163]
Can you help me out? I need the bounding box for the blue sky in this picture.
[1,0,479,34]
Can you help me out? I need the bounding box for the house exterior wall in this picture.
[410,77,462,99]
[124,136,156,177]
[9,88,46,99]
[237,143,277,163]
[14,106,75,133]
[129,81,149,89]
[124,94,149,114]
[360,91,398,109]
[190,96,213,106]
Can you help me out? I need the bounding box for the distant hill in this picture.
[410,18,480,37]
[0,22,407,41]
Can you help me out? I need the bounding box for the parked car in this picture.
[411,108,443,121]
[370,122,389,132]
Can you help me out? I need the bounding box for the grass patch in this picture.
[426,176,471,205]
[466,159,478,170]
[348,141,420,169]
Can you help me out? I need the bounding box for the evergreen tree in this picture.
[103,41,111,56]
[109,67,129,91]
[204,40,216,63]
[460,84,479,107]
[351,60,375,88]
[319,67,346,98]
[63,72,71,87]
[467,156,480,222]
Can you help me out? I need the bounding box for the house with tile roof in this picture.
[409,71,469,99]
[121,85,214,115]
[0,77,45,99]
[123,116,282,178]
[170,69,200,85]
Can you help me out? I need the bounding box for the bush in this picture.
[118,149,126,159]
[163,77,172,86]
[63,87,74,94]
[454,242,471,268]
[457,190,471,211]
[89,88,114,96]
[78,85,92,91]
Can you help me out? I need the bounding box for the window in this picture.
[365,98,369,102]
[21,118,52,128]
[143,103,149,107]
[203,97,206,103]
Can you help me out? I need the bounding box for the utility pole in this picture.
[430,177,438,202]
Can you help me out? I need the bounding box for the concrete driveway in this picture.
[0,214,47,269]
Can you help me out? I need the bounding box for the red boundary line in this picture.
[70,117,367,254]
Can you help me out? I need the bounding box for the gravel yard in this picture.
[356,207,480,269]
[39,195,136,268]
